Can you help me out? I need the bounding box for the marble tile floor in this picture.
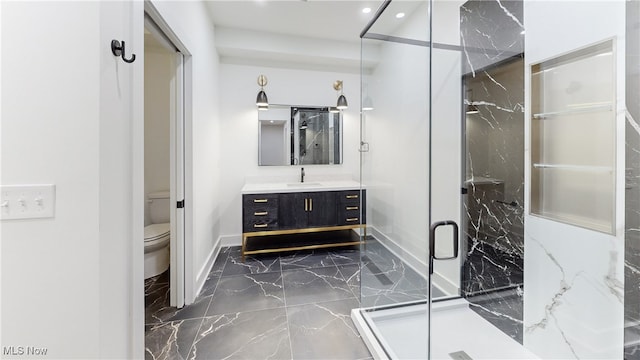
[145,245,384,360]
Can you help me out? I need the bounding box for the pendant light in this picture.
[256,74,268,107]
[334,80,348,110]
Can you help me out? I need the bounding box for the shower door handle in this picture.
[428,221,459,274]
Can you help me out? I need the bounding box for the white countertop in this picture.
[241,180,362,194]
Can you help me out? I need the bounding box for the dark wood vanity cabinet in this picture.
[242,194,279,232]
[279,192,338,229]
[336,189,366,226]
[242,189,366,258]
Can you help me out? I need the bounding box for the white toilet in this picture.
[144,191,170,279]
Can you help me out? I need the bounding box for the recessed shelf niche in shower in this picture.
[530,39,616,234]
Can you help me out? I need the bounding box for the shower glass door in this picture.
[357,1,638,359]
[357,1,434,359]
[356,0,531,358]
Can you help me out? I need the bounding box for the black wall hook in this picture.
[111,39,136,63]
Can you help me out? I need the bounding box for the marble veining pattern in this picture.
[461,0,525,344]
[189,309,291,360]
[145,239,438,359]
[524,236,581,358]
[524,213,624,359]
[287,298,370,360]
[358,240,440,308]
[145,319,201,360]
[460,0,524,76]
[145,245,387,360]
[206,272,285,316]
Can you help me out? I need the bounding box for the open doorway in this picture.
[142,8,190,311]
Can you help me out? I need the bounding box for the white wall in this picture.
[150,0,221,300]
[218,63,360,243]
[362,0,463,294]
[1,0,223,356]
[431,0,464,294]
[259,123,287,166]
[144,49,171,225]
[1,1,143,358]
[1,2,101,356]
[523,1,625,358]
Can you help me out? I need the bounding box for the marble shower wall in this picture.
[460,0,525,343]
[626,1,640,358]
[522,2,625,359]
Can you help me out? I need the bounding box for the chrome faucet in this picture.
[301,167,305,183]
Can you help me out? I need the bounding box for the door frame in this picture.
[142,1,194,306]
[169,49,185,307]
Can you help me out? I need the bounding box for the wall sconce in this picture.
[466,89,479,114]
[334,80,348,110]
[256,74,268,107]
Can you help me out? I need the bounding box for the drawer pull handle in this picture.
[254,211,268,216]
[345,195,359,199]
[254,223,269,228]
[253,199,268,203]
[305,198,308,211]
[346,206,359,211]
[346,218,359,222]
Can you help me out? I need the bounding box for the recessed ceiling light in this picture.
[396,12,405,19]
[362,7,371,14]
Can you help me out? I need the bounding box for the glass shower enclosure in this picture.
[353,0,638,359]
[354,1,469,358]
[352,0,530,358]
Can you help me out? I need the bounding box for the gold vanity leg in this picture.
[362,225,367,252]
[241,233,246,262]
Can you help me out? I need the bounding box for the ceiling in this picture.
[205,0,385,43]
[203,1,428,72]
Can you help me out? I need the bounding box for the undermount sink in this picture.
[287,182,322,187]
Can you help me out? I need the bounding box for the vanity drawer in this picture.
[338,190,362,204]
[243,206,278,220]
[243,194,279,207]
[336,190,366,225]
[339,208,361,225]
[243,194,279,233]
[243,217,278,232]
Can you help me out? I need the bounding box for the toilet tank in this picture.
[148,191,170,224]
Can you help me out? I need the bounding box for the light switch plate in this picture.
[1,184,56,220]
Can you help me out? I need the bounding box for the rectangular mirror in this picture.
[258,105,343,166]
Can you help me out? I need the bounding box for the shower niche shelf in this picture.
[532,103,612,119]
[530,39,616,234]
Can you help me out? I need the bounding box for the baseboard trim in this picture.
[220,234,242,247]
[194,237,221,300]
[368,226,458,296]
[368,226,429,276]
